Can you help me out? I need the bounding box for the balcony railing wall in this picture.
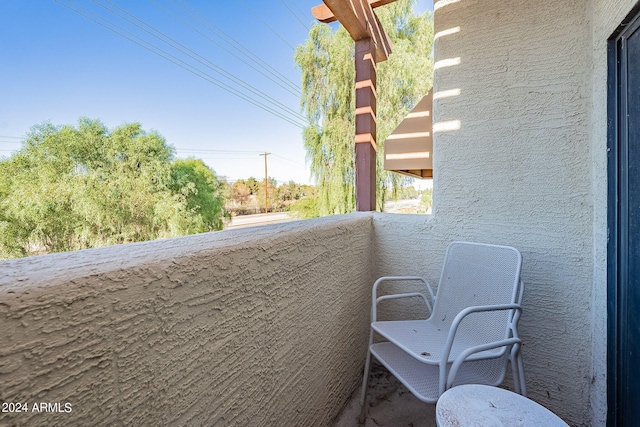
[0,210,602,426]
[0,213,374,426]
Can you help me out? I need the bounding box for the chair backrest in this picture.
[430,241,523,346]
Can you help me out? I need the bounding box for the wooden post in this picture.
[355,38,377,211]
[312,0,396,212]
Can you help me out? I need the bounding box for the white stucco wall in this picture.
[422,0,597,424]
[0,214,374,427]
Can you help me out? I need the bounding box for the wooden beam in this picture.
[311,3,338,23]
[312,0,397,23]
[321,0,392,61]
[360,1,392,61]
[322,0,369,40]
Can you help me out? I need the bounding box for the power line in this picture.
[56,0,288,126]
[179,156,262,160]
[172,0,301,95]
[235,0,296,51]
[174,0,299,88]
[55,0,307,129]
[271,153,305,166]
[175,148,264,154]
[91,0,307,125]
[55,0,305,129]
[175,148,301,158]
[225,178,303,186]
[150,0,301,97]
[278,0,310,31]
[193,157,262,160]
[287,0,311,24]
[175,148,305,167]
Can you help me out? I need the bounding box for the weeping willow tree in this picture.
[294,0,433,215]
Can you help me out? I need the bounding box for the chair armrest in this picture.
[449,304,522,340]
[438,304,522,393]
[446,337,522,389]
[372,276,435,321]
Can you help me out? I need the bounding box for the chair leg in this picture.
[517,352,527,397]
[510,343,527,397]
[510,346,521,395]
[512,363,521,395]
[359,330,374,424]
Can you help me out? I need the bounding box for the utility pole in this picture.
[259,152,271,214]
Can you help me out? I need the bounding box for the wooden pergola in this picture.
[312,0,398,211]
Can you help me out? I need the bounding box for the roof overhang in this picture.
[384,89,433,179]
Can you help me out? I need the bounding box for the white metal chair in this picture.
[360,241,526,421]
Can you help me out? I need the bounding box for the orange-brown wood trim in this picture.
[318,0,392,61]
[312,0,398,23]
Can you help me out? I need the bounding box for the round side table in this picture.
[436,384,569,427]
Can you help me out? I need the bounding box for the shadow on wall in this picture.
[433,0,462,140]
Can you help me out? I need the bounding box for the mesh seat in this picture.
[359,241,526,420]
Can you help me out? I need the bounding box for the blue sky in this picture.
[0,0,431,185]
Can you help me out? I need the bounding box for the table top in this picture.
[436,384,569,427]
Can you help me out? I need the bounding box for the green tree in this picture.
[388,184,420,201]
[420,188,433,213]
[289,194,320,219]
[255,177,279,213]
[165,158,230,234]
[231,180,251,206]
[278,181,295,202]
[0,118,227,259]
[295,0,433,214]
[245,177,260,195]
[287,184,319,219]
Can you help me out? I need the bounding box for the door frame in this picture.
[607,3,640,425]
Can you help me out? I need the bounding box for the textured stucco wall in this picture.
[371,214,444,321]
[0,214,373,427]
[422,0,595,424]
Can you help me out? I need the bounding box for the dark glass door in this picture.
[609,7,640,426]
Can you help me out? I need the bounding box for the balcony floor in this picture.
[335,364,437,427]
